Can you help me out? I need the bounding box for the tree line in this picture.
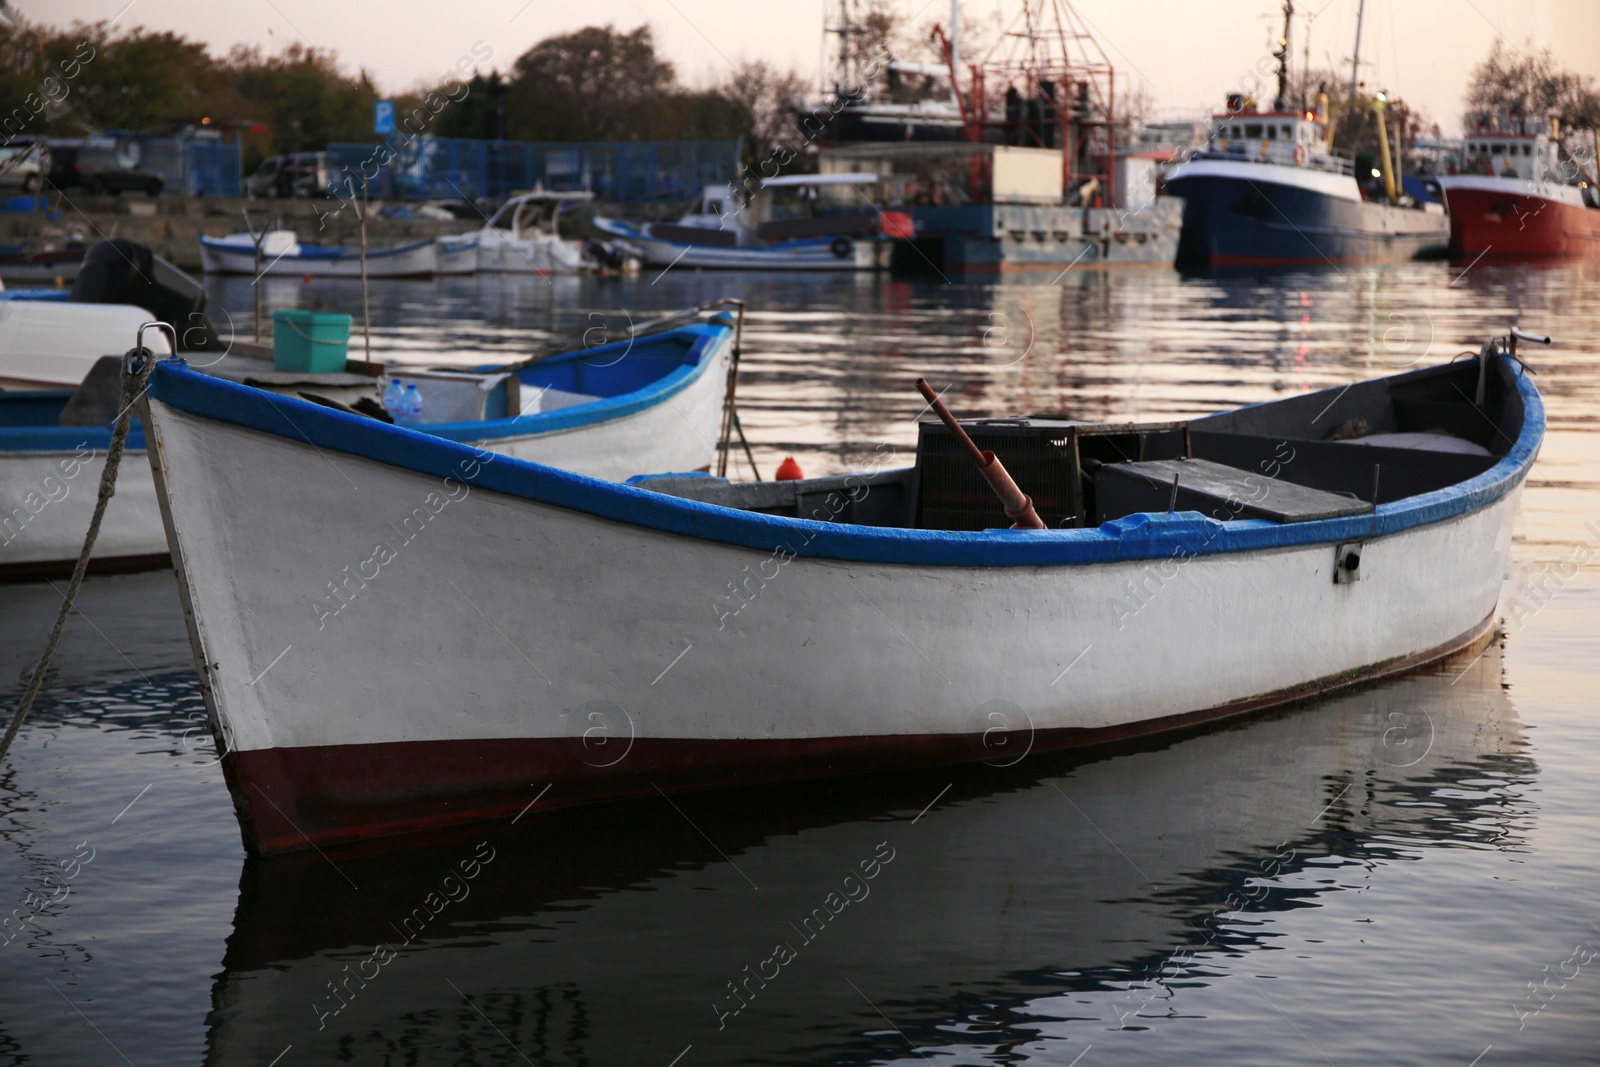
[0,17,805,169]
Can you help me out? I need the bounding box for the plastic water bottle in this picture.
[401,383,423,425]
[382,378,405,420]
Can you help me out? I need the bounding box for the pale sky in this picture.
[28,0,1600,134]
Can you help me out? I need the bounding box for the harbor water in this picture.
[2,261,1597,1065]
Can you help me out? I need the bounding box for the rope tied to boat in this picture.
[0,327,165,765]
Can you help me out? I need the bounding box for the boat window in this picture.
[1282,125,1292,139]
[1523,145,1532,156]
[1245,123,1262,138]
[1491,144,1504,155]
[1266,125,1277,140]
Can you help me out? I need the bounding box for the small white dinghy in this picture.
[199,231,440,278]
[2,302,736,579]
[139,330,1544,855]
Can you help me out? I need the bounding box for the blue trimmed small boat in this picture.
[138,332,1542,855]
[0,316,734,579]
[199,232,440,278]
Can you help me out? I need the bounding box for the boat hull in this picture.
[633,234,891,271]
[199,238,439,278]
[0,247,86,284]
[896,201,1181,274]
[1164,161,1449,267]
[0,443,169,580]
[141,363,1532,855]
[1439,176,1600,258]
[474,233,590,274]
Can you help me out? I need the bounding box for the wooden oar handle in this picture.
[914,378,1046,530]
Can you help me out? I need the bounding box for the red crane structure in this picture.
[933,0,1117,207]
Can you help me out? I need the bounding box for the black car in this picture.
[245,152,329,198]
[48,145,163,196]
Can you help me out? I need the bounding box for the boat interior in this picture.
[0,325,720,435]
[637,357,1525,532]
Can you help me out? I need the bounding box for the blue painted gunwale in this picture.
[146,356,1543,569]
[199,235,436,261]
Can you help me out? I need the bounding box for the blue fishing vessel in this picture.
[1162,3,1448,267]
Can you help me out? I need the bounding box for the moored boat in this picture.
[593,175,900,271]
[199,231,440,278]
[1438,116,1600,258]
[139,330,1543,855]
[3,312,735,579]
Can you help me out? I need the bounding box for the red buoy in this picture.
[774,456,804,481]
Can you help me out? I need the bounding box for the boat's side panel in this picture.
[1440,181,1600,257]
[484,340,727,480]
[199,240,439,277]
[0,301,172,389]
[635,236,889,271]
[475,234,589,274]
[0,447,168,574]
[144,395,1521,852]
[1165,168,1449,266]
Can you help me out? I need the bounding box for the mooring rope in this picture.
[0,339,161,765]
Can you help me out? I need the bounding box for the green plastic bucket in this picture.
[271,310,351,373]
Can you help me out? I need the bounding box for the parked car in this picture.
[47,145,163,196]
[245,152,329,198]
[0,139,49,193]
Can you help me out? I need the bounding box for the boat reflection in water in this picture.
[204,641,1532,1066]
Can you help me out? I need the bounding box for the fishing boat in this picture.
[2,310,735,579]
[438,191,635,274]
[199,231,440,278]
[1437,113,1600,259]
[1162,5,1448,267]
[592,175,901,271]
[139,328,1543,855]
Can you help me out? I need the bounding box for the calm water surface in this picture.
[1,261,1597,1065]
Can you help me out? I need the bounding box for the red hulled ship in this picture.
[1439,116,1600,259]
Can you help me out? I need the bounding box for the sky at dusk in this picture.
[28,0,1600,134]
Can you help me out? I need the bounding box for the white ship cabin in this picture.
[1457,131,1560,181]
[1209,108,1346,174]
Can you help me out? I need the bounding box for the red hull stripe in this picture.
[226,613,1495,856]
[0,552,170,585]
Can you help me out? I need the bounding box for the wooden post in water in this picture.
[358,176,372,362]
[244,208,265,344]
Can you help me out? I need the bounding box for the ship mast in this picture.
[1347,0,1367,101]
[1273,0,1293,112]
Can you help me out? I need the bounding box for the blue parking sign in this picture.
[374,100,395,135]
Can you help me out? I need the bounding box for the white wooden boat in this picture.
[139,335,1542,855]
[438,191,635,274]
[199,232,439,278]
[594,174,897,271]
[1,315,734,579]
